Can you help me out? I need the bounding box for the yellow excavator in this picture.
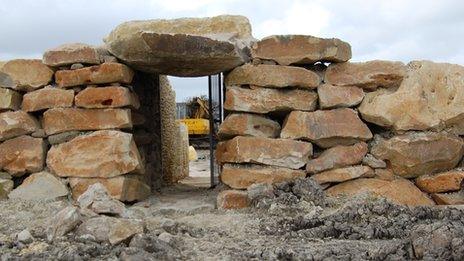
[177,96,210,147]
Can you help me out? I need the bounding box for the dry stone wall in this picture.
[217,34,464,209]
[0,43,173,202]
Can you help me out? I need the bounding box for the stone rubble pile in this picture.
[216,34,464,209]
[0,43,152,202]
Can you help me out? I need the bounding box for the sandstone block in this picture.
[317,84,364,109]
[224,86,317,114]
[8,171,68,200]
[46,206,81,242]
[22,87,74,112]
[431,191,464,205]
[43,43,101,67]
[312,165,374,184]
[47,131,82,145]
[218,113,280,139]
[306,142,368,174]
[0,88,21,111]
[281,109,372,148]
[0,71,14,88]
[0,59,53,91]
[75,86,140,109]
[217,190,250,210]
[221,164,306,189]
[358,61,464,133]
[109,219,144,245]
[251,35,351,65]
[0,136,45,176]
[225,64,321,88]
[326,178,435,206]
[0,111,40,141]
[43,108,132,135]
[75,216,114,243]
[105,15,253,76]
[362,154,387,169]
[47,130,143,178]
[371,132,464,178]
[69,175,150,202]
[55,62,134,88]
[374,169,396,181]
[216,136,312,169]
[415,171,464,193]
[325,60,406,90]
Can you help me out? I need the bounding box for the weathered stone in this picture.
[362,154,387,168]
[306,142,368,174]
[69,175,150,202]
[55,63,134,88]
[0,88,21,111]
[281,109,372,148]
[109,219,144,245]
[224,86,317,114]
[75,215,115,243]
[75,86,140,109]
[218,113,280,140]
[312,165,374,184]
[325,60,406,90]
[43,43,101,67]
[415,170,464,193]
[46,206,81,241]
[317,84,364,109]
[0,111,40,141]
[0,59,53,91]
[8,171,68,200]
[217,190,250,210]
[21,87,74,112]
[431,191,464,205]
[371,132,464,178]
[326,178,435,206]
[0,71,14,88]
[225,64,321,88]
[251,35,351,65]
[43,108,132,135]
[0,136,45,176]
[0,179,14,199]
[105,15,253,76]
[374,169,396,181]
[17,229,34,244]
[216,136,312,169]
[70,63,84,70]
[47,130,143,178]
[47,131,82,145]
[221,164,306,189]
[77,183,126,216]
[358,61,464,133]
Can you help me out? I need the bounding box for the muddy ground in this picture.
[0,153,463,260]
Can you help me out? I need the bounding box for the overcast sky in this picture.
[1,0,463,101]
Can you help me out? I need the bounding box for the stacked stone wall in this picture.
[0,44,158,201]
[217,35,464,208]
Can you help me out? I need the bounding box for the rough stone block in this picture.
[371,132,464,178]
[55,62,134,88]
[225,64,320,88]
[431,191,464,205]
[326,177,435,206]
[0,136,45,176]
[217,190,250,210]
[75,86,140,109]
[224,86,317,114]
[43,108,132,135]
[415,170,464,193]
[47,130,143,178]
[8,171,68,200]
[306,142,368,174]
[218,113,280,139]
[0,111,40,141]
[216,136,312,169]
[221,164,306,189]
[312,165,374,184]
[22,87,74,112]
[43,43,101,67]
[325,60,406,90]
[0,88,21,111]
[0,59,53,91]
[281,108,372,148]
[317,83,364,109]
[251,35,351,65]
[69,175,150,202]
